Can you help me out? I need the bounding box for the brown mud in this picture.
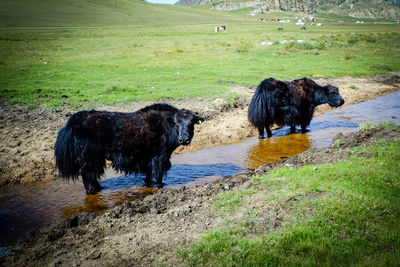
[0,73,399,187]
[1,123,399,266]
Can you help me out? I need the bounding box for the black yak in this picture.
[248,77,344,138]
[54,103,204,194]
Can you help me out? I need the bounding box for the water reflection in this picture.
[47,163,245,223]
[62,186,157,218]
[246,133,311,169]
[99,163,244,191]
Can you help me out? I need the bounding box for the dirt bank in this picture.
[1,123,399,266]
[0,73,399,186]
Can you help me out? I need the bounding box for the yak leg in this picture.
[144,169,163,186]
[301,123,308,133]
[145,155,167,186]
[155,172,164,187]
[266,126,272,138]
[81,165,103,194]
[258,126,265,139]
[145,168,152,185]
[80,152,105,194]
[154,155,167,186]
[290,125,296,133]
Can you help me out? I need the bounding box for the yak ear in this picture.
[323,85,331,94]
[327,84,336,91]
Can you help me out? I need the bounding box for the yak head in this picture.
[315,83,345,108]
[173,109,204,145]
[324,84,345,107]
[297,78,344,108]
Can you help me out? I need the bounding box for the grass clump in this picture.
[360,121,398,130]
[180,141,400,266]
[235,40,253,53]
[215,189,257,213]
[347,38,359,45]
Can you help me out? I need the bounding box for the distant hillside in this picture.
[177,0,400,19]
[0,0,241,27]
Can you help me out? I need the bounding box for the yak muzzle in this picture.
[335,98,345,107]
[178,136,191,145]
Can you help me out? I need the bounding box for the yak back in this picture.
[138,103,178,113]
[249,77,322,128]
[68,110,163,149]
[69,105,179,150]
[287,78,320,105]
[66,107,177,174]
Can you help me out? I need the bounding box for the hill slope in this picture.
[177,0,400,19]
[0,0,241,27]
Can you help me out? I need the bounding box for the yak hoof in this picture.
[258,135,265,139]
[84,183,102,195]
[86,187,101,195]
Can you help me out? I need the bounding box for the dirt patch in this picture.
[1,123,399,266]
[0,72,399,187]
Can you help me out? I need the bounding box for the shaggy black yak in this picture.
[248,77,344,138]
[55,103,204,194]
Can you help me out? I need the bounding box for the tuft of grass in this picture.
[381,121,399,129]
[180,141,400,266]
[215,189,257,213]
[235,40,253,53]
[360,122,378,130]
[360,121,398,130]
[344,54,353,60]
[349,84,358,89]
[370,64,393,72]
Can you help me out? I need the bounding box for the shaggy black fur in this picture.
[54,103,204,194]
[248,77,344,138]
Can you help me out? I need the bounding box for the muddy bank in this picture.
[0,73,399,186]
[1,124,399,266]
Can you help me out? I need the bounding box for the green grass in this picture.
[215,189,257,213]
[0,0,241,27]
[179,140,400,266]
[360,121,399,130]
[0,0,400,109]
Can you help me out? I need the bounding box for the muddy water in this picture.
[1,92,399,245]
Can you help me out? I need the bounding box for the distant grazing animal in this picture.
[248,77,344,138]
[215,26,226,32]
[301,26,307,30]
[55,104,204,194]
[278,27,284,30]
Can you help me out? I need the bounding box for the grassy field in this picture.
[0,0,400,108]
[179,135,400,265]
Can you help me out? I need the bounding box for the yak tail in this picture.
[248,79,274,129]
[54,118,80,181]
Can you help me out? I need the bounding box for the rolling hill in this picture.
[0,0,243,27]
[177,0,400,19]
